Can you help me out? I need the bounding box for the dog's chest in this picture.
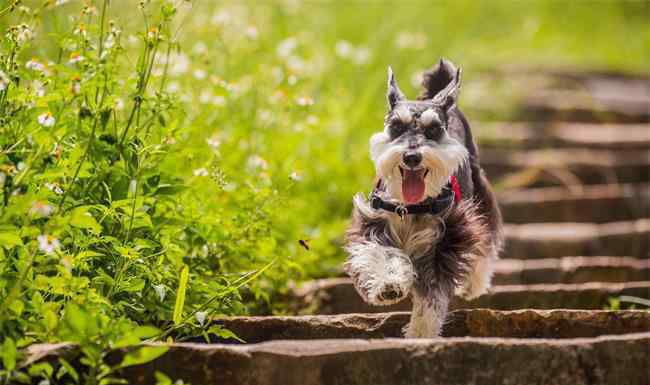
[386,214,443,260]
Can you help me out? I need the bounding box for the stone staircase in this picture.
[21,70,650,385]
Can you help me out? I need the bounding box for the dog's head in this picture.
[370,59,468,204]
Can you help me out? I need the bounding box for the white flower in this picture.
[295,95,314,106]
[276,37,297,58]
[166,81,180,93]
[245,26,259,40]
[192,41,208,55]
[68,52,85,64]
[199,90,212,104]
[335,41,371,65]
[211,10,232,26]
[257,110,273,124]
[15,24,33,43]
[38,112,55,127]
[30,201,55,217]
[352,47,371,65]
[129,179,137,195]
[206,136,221,151]
[193,69,207,80]
[25,58,45,72]
[335,40,354,58]
[168,53,190,76]
[195,311,207,326]
[37,235,61,255]
[114,98,125,110]
[0,70,10,91]
[193,168,209,177]
[153,284,166,302]
[70,80,81,95]
[45,182,64,195]
[147,27,158,41]
[289,172,302,182]
[246,155,268,170]
[32,80,46,97]
[104,34,115,49]
[395,31,428,50]
[211,95,226,106]
[73,23,86,37]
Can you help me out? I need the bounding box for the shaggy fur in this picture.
[344,59,503,338]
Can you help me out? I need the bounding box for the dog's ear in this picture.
[386,66,405,110]
[419,58,461,111]
[433,67,461,112]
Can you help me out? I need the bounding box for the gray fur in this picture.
[345,59,503,337]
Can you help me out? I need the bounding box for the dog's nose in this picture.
[403,151,422,168]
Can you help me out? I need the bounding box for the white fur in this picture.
[419,108,441,127]
[352,194,443,260]
[393,105,413,125]
[455,248,497,300]
[344,241,415,306]
[403,291,449,338]
[369,130,468,203]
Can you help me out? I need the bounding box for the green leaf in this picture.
[121,278,146,292]
[63,303,88,337]
[173,265,189,325]
[27,362,53,378]
[69,206,101,234]
[2,338,17,371]
[57,358,79,382]
[0,232,23,249]
[119,346,168,369]
[207,325,245,343]
[154,371,172,385]
[132,326,161,340]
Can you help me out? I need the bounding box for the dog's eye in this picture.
[389,121,408,138]
[423,123,444,141]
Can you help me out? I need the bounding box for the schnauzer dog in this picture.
[344,59,503,338]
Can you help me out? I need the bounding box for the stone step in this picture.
[498,183,650,223]
[513,69,649,124]
[290,279,650,315]
[504,218,649,259]
[333,256,649,284]
[210,310,649,342]
[521,89,649,123]
[477,122,650,150]
[23,333,650,385]
[481,148,650,186]
[494,257,650,285]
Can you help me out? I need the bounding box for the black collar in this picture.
[370,184,455,218]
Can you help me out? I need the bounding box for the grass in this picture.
[0,0,647,383]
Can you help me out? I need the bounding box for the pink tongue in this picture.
[402,169,425,204]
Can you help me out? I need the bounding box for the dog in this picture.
[344,59,503,337]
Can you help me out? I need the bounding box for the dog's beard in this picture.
[370,132,468,204]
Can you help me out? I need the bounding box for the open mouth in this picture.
[399,167,429,204]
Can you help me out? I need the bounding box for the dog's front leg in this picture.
[344,242,415,306]
[403,289,449,338]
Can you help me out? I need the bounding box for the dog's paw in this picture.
[368,282,409,306]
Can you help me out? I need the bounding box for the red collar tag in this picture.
[450,176,462,203]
